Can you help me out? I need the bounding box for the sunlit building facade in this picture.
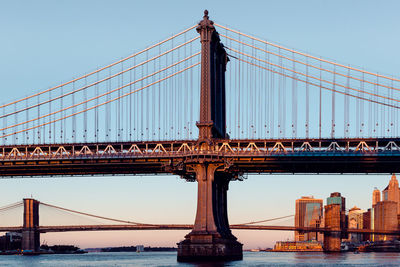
[371,174,400,241]
[348,206,364,243]
[295,196,323,241]
[326,192,347,239]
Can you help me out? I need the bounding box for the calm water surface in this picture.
[0,252,399,266]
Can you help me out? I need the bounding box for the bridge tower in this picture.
[177,11,243,262]
[22,198,40,251]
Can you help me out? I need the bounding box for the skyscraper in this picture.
[348,206,364,243]
[295,196,323,241]
[382,174,400,214]
[372,188,380,207]
[374,201,398,241]
[372,174,400,241]
[326,192,347,239]
[327,192,345,211]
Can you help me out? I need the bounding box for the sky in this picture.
[0,0,400,249]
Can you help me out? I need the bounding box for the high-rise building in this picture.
[362,209,371,241]
[372,188,381,207]
[372,174,400,241]
[295,196,323,241]
[326,192,347,238]
[348,206,364,243]
[323,203,341,251]
[327,192,346,211]
[382,174,400,214]
[373,201,398,241]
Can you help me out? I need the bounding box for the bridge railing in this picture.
[1,138,400,160]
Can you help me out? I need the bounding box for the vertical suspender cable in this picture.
[360,73,364,136]
[305,58,309,138]
[319,59,322,139]
[129,63,132,141]
[158,45,162,140]
[37,94,40,144]
[238,34,241,138]
[265,43,269,138]
[96,70,99,142]
[332,66,336,138]
[278,48,282,137]
[26,98,29,144]
[84,77,87,142]
[145,59,148,140]
[345,68,350,137]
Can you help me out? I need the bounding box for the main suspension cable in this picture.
[0,62,200,138]
[221,34,399,92]
[227,47,400,103]
[0,53,200,132]
[0,25,197,109]
[216,23,400,82]
[233,215,295,226]
[231,55,400,109]
[40,202,155,226]
[0,37,199,119]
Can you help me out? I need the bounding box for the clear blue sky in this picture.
[0,0,399,249]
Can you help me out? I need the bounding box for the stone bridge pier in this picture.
[177,163,243,261]
[22,198,40,251]
[177,11,242,261]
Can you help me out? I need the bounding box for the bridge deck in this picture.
[1,224,399,235]
[1,138,400,176]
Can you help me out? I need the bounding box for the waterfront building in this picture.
[373,201,398,241]
[371,174,400,241]
[295,196,323,241]
[323,203,341,251]
[273,240,322,252]
[0,232,22,251]
[347,206,364,243]
[382,174,400,214]
[362,209,371,241]
[326,192,347,238]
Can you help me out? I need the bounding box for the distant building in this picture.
[382,174,400,214]
[323,203,341,251]
[273,240,322,252]
[362,209,371,241]
[327,192,346,211]
[295,196,323,241]
[372,188,381,206]
[0,232,22,251]
[371,174,400,241]
[326,192,347,238]
[373,201,398,241]
[348,206,364,243]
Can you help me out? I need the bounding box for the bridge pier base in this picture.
[21,198,40,251]
[177,164,243,262]
[22,230,40,252]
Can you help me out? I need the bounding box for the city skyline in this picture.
[1,0,400,250]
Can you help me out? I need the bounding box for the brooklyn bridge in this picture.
[1,11,400,261]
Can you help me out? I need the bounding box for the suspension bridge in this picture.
[1,11,400,260]
[1,199,398,251]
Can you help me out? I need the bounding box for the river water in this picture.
[0,252,399,266]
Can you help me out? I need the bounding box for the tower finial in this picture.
[204,10,209,19]
[197,9,214,33]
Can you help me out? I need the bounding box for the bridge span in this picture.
[2,224,400,236]
[2,10,400,261]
